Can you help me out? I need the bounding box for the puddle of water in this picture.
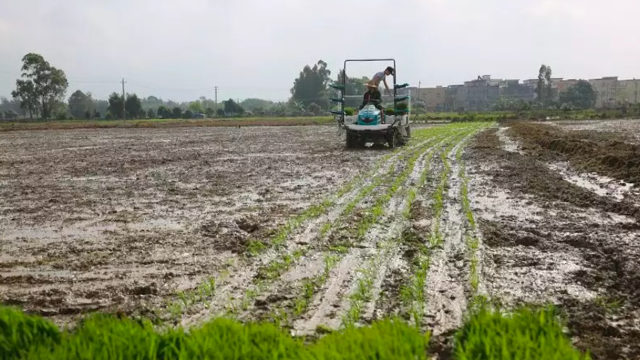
[496,127,521,153]
[548,162,635,201]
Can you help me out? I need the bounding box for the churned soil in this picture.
[0,126,381,324]
[468,120,640,359]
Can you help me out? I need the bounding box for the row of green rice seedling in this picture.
[228,138,431,321]
[0,305,431,360]
[453,301,590,359]
[1,302,588,360]
[399,127,477,328]
[161,276,217,322]
[246,145,404,256]
[265,132,449,326]
[430,131,469,246]
[456,132,480,294]
[353,135,447,240]
[269,136,446,325]
[341,239,394,328]
[250,133,438,275]
[340,130,467,327]
[178,147,404,320]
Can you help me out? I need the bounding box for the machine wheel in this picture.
[346,130,358,148]
[398,125,410,145]
[387,129,398,149]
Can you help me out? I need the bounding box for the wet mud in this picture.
[0,126,380,323]
[469,121,640,359]
[3,120,639,359]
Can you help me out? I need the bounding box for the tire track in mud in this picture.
[175,136,441,326]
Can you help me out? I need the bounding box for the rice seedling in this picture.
[453,304,590,360]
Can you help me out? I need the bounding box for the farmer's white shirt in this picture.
[371,71,385,85]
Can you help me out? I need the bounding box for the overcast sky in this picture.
[1,0,639,102]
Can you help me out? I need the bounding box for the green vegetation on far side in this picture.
[0,116,334,132]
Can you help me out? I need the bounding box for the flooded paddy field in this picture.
[1,120,639,358]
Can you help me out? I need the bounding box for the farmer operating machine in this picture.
[331,59,411,148]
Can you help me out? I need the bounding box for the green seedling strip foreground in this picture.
[0,123,590,359]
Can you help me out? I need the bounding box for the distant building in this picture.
[412,74,639,111]
[589,77,619,107]
[457,77,500,111]
[555,79,579,95]
[616,79,640,104]
[408,86,446,111]
[499,79,536,102]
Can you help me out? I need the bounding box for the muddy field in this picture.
[1,120,639,359]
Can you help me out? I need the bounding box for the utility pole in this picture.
[214,86,218,111]
[121,78,126,120]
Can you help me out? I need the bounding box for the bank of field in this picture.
[3,120,639,358]
[0,116,333,131]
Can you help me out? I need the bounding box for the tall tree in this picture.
[559,80,596,109]
[223,99,244,116]
[290,60,331,109]
[125,94,143,118]
[68,90,95,119]
[336,70,369,97]
[157,106,170,118]
[188,101,204,114]
[11,53,68,119]
[11,80,38,119]
[107,93,124,119]
[536,64,553,106]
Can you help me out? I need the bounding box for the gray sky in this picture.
[1,0,639,102]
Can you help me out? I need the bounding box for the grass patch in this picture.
[312,318,430,360]
[454,304,590,360]
[1,306,431,360]
[1,303,589,359]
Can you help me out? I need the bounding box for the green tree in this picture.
[205,107,215,117]
[188,101,204,114]
[146,108,155,118]
[107,93,124,119]
[11,53,68,119]
[11,80,38,119]
[291,60,331,109]
[93,100,108,119]
[241,98,274,112]
[125,94,143,118]
[157,106,170,118]
[307,102,322,115]
[223,99,244,116]
[559,80,596,109]
[536,64,553,106]
[172,107,182,118]
[68,90,95,119]
[336,70,369,96]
